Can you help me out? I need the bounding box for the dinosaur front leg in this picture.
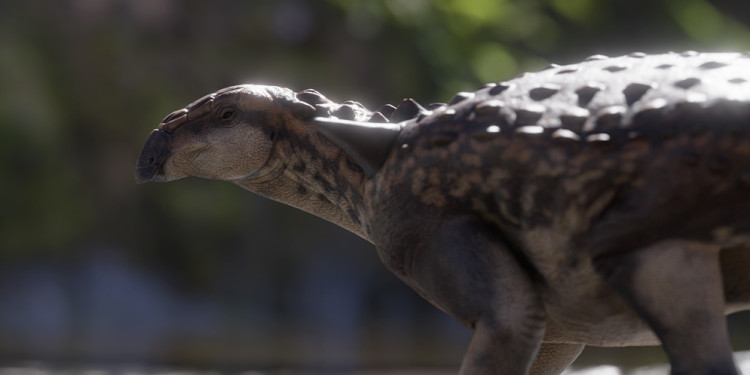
[395,217,547,375]
[593,239,738,375]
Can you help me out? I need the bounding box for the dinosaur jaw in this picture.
[135,129,170,183]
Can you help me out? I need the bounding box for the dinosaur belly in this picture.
[518,229,658,347]
[540,277,660,346]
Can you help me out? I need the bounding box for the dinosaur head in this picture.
[137,84,413,184]
[135,85,314,183]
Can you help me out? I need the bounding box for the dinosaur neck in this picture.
[233,130,371,243]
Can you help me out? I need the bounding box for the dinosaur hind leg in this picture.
[593,239,739,375]
[720,246,750,309]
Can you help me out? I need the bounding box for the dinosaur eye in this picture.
[218,106,236,123]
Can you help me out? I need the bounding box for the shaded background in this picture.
[1,0,749,372]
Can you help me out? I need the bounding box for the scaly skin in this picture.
[136,52,750,375]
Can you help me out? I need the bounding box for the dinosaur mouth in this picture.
[135,129,170,183]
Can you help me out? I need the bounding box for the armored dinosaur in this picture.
[136,52,750,375]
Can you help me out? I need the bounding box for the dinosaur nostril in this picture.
[148,156,155,164]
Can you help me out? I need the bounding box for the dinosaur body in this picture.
[137,52,750,374]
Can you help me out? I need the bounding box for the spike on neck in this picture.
[313,117,402,177]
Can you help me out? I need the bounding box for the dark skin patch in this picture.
[313,172,335,193]
[292,162,307,173]
[345,157,364,173]
[347,207,362,226]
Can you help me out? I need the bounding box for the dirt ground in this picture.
[0,352,748,375]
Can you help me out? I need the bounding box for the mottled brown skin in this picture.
[137,52,750,375]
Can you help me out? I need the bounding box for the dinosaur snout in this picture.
[135,129,170,183]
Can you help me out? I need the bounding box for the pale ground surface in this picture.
[0,352,747,375]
